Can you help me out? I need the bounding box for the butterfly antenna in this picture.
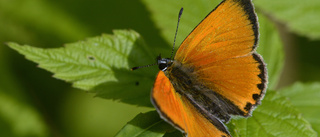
[131,63,157,71]
[132,8,183,71]
[170,7,184,59]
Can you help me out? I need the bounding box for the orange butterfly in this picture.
[134,0,267,136]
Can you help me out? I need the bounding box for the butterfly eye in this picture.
[158,63,168,71]
[157,58,173,71]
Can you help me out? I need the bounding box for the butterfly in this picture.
[133,0,267,136]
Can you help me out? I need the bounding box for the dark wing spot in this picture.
[244,102,252,111]
[252,94,260,100]
[252,53,267,91]
[257,83,264,90]
[258,72,264,79]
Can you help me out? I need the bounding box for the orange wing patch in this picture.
[151,71,231,137]
[175,0,258,64]
[197,53,266,115]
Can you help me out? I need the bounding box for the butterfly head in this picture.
[157,54,173,71]
[130,54,173,71]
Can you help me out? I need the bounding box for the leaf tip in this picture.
[5,42,18,48]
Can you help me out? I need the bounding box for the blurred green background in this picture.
[1,0,320,137]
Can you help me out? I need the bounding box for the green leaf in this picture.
[8,30,158,107]
[0,91,49,137]
[227,90,317,137]
[257,13,284,90]
[0,0,91,41]
[279,82,320,134]
[255,0,320,39]
[115,111,176,137]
